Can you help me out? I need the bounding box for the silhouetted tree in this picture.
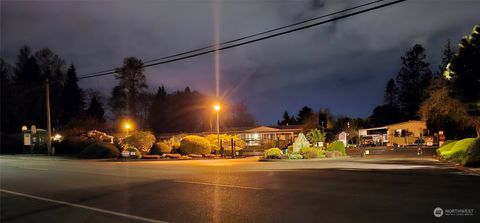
[12,46,45,129]
[35,48,66,128]
[148,86,168,134]
[86,96,105,123]
[296,106,313,125]
[277,111,296,126]
[61,64,84,126]
[396,44,432,120]
[444,25,480,135]
[114,57,147,120]
[226,101,256,127]
[438,39,455,75]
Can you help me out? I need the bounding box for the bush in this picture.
[287,145,293,154]
[124,131,156,154]
[288,153,303,159]
[437,138,476,162]
[461,138,480,166]
[264,148,282,159]
[123,146,142,159]
[180,135,211,155]
[165,153,182,159]
[57,137,96,155]
[300,147,321,159]
[326,141,346,155]
[150,142,172,155]
[78,142,120,159]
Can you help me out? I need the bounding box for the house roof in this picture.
[385,120,426,128]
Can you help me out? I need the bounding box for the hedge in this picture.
[150,142,172,155]
[437,138,480,167]
[124,131,156,154]
[56,137,96,155]
[326,141,346,155]
[180,135,211,155]
[78,142,120,159]
[264,148,282,159]
[299,147,321,159]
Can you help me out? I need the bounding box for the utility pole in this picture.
[46,79,52,155]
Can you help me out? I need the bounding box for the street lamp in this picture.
[124,122,132,137]
[213,103,221,154]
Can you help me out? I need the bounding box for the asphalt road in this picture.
[1,155,479,223]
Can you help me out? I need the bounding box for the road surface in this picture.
[1,155,479,223]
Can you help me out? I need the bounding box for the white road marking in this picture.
[17,167,48,171]
[175,180,263,190]
[0,189,167,223]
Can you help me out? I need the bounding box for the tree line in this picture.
[1,52,256,136]
[278,25,480,140]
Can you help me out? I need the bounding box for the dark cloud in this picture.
[1,0,479,124]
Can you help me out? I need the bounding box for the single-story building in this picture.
[158,125,303,149]
[358,120,428,146]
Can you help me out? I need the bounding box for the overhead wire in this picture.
[78,0,405,80]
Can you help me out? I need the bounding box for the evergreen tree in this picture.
[384,79,397,105]
[13,46,45,128]
[61,64,84,126]
[444,25,480,135]
[277,111,295,126]
[438,39,455,75]
[148,86,168,134]
[226,101,256,127]
[35,48,66,129]
[396,44,432,120]
[296,106,313,125]
[114,57,147,120]
[86,96,105,123]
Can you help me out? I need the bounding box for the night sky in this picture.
[2,0,479,125]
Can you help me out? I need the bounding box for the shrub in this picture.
[461,138,480,166]
[326,141,346,155]
[437,138,476,162]
[264,148,282,159]
[188,154,203,158]
[204,134,246,151]
[150,142,172,155]
[300,147,321,159]
[56,137,95,155]
[288,153,303,159]
[78,142,120,159]
[165,153,182,159]
[123,146,142,159]
[180,135,211,155]
[124,131,156,154]
[142,155,160,159]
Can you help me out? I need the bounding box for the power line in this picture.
[79,0,386,78]
[79,0,405,80]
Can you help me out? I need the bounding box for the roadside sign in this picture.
[23,133,31,146]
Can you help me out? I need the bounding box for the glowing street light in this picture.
[123,121,132,136]
[213,103,221,154]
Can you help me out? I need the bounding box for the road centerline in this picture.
[0,189,167,223]
[174,180,264,190]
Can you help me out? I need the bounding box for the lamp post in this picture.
[213,104,221,154]
[124,123,131,137]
